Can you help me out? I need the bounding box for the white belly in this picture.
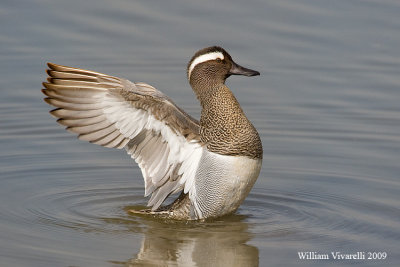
[191,150,262,219]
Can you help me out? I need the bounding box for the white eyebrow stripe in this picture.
[188,52,224,79]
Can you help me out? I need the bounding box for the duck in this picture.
[42,46,263,220]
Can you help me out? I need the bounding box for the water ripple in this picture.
[25,187,146,233]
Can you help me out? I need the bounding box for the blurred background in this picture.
[1,0,399,266]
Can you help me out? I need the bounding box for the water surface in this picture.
[1,0,400,266]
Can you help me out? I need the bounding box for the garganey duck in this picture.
[42,46,262,220]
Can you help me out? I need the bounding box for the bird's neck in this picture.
[197,84,245,126]
[190,81,263,159]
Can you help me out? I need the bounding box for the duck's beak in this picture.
[229,61,260,77]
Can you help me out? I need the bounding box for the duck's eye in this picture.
[216,58,222,63]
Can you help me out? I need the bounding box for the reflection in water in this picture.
[1,0,400,265]
[123,215,258,267]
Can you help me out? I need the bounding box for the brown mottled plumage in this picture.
[188,46,263,159]
[42,46,262,220]
[200,86,262,159]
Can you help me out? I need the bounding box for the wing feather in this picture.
[57,115,107,127]
[51,108,104,119]
[43,63,203,210]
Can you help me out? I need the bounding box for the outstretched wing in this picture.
[42,63,203,210]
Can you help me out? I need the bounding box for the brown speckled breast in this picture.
[198,85,263,159]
